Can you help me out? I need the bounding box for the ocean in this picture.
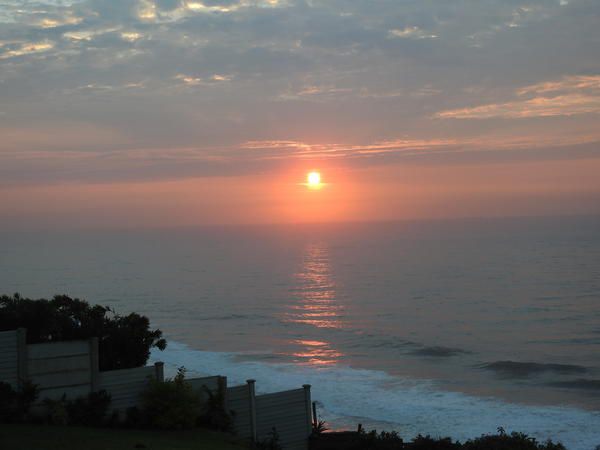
[1,216,599,449]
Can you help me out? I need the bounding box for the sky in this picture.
[1,0,599,228]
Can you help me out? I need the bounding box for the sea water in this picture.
[1,216,599,449]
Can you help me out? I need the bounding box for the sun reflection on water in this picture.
[288,241,343,329]
[284,242,345,366]
[291,339,343,366]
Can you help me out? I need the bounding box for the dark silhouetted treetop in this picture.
[0,293,166,371]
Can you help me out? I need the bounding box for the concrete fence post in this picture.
[247,379,257,443]
[16,328,27,391]
[154,362,164,382]
[303,384,313,437]
[89,337,100,392]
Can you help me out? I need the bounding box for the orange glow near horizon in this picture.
[2,157,600,229]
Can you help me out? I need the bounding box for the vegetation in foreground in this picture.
[309,428,568,450]
[0,293,166,371]
[0,423,246,450]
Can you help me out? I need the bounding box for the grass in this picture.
[0,424,248,450]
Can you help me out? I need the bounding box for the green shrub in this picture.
[0,380,39,423]
[65,390,111,426]
[124,406,144,428]
[42,390,111,426]
[198,382,232,431]
[309,429,566,450]
[409,435,460,450]
[359,430,406,450]
[254,427,282,450]
[463,431,566,450]
[43,395,69,426]
[140,367,203,430]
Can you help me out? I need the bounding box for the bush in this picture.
[308,429,566,450]
[0,293,166,370]
[254,428,282,450]
[140,367,203,430]
[42,390,111,426]
[65,390,112,426]
[358,430,406,450]
[409,435,460,450]
[198,382,232,431]
[0,380,39,423]
[124,406,144,428]
[43,396,70,426]
[463,431,566,450]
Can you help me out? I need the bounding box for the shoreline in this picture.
[151,341,600,450]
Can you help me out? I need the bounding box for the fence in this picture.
[227,380,256,439]
[0,329,22,389]
[187,375,226,404]
[28,338,97,400]
[98,363,163,414]
[255,387,312,450]
[224,380,313,450]
[0,328,161,412]
[1,329,314,449]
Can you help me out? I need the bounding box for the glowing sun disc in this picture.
[307,171,321,186]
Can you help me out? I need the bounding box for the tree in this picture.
[0,293,166,371]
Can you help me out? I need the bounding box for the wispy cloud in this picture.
[388,26,437,40]
[174,73,232,86]
[240,134,597,160]
[0,40,54,59]
[437,75,600,119]
[517,75,600,95]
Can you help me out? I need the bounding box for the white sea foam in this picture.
[151,341,600,450]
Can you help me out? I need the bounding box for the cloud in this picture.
[517,75,600,95]
[240,134,599,161]
[1,130,598,187]
[388,26,437,40]
[437,75,600,119]
[174,73,232,86]
[0,40,55,59]
[0,0,599,185]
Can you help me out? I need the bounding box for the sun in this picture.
[307,171,321,188]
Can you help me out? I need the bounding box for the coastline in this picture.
[151,341,600,450]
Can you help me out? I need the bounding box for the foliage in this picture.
[140,367,203,430]
[43,395,70,425]
[309,429,567,450]
[42,390,112,426]
[463,430,566,450]
[124,406,144,428]
[409,435,461,450]
[65,390,112,426]
[313,419,329,435]
[198,382,233,431]
[0,380,39,423]
[0,293,166,370]
[254,427,282,450]
[357,430,406,450]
